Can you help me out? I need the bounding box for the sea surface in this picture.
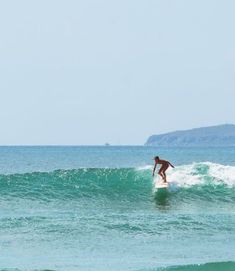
[0,146,234,271]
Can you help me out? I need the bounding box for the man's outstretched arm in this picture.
[152,163,157,176]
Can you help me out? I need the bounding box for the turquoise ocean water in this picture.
[0,146,234,271]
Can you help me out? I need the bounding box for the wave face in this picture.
[0,162,234,204]
[0,168,151,202]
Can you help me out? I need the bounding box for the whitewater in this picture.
[0,146,234,271]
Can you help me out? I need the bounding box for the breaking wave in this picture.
[0,162,234,203]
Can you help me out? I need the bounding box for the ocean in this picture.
[0,146,234,271]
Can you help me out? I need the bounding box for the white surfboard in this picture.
[154,178,169,190]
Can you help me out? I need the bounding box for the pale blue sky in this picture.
[0,0,234,145]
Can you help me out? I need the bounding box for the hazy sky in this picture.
[0,0,234,145]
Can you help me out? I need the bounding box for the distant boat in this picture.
[105,143,110,146]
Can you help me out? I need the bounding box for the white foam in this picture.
[136,165,153,171]
[167,164,203,187]
[156,162,235,188]
[206,162,235,187]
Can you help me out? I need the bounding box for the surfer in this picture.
[152,156,174,183]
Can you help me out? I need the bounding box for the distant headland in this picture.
[145,124,235,147]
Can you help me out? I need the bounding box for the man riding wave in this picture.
[152,156,174,183]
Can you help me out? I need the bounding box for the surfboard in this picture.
[154,180,169,190]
